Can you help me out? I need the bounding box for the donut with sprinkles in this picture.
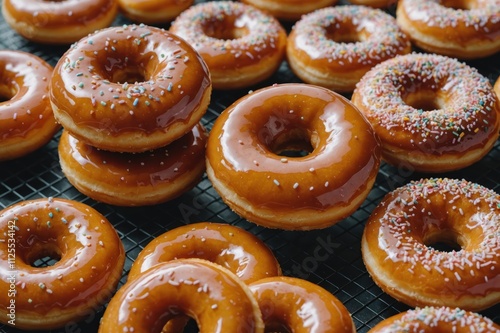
[368,306,500,332]
[362,178,500,312]
[351,53,500,173]
[286,5,411,93]
[396,0,500,59]
[241,0,338,21]
[50,24,212,153]
[170,1,287,90]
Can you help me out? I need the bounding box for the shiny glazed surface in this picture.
[250,276,356,333]
[50,24,211,152]
[58,123,207,206]
[0,50,59,161]
[206,83,381,229]
[99,259,264,333]
[352,53,500,172]
[241,0,338,21]
[0,198,125,330]
[118,0,194,23]
[362,178,500,312]
[368,306,500,333]
[128,222,281,281]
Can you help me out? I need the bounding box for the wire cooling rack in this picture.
[1,1,499,332]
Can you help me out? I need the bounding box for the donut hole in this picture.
[110,68,147,85]
[268,128,315,158]
[0,85,16,103]
[440,0,474,10]
[98,54,151,84]
[324,24,363,44]
[202,18,249,40]
[424,230,463,252]
[403,90,446,111]
[24,243,62,268]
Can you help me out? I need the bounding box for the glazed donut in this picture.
[351,53,500,173]
[0,197,125,330]
[348,0,397,8]
[170,1,287,90]
[128,222,281,282]
[396,0,500,59]
[2,0,118,44]
[206,83,381,230]
[99,258,265,333]
[368,306,500,332]
[249,276,356,332]
[50,24,212,153]
[58,123,207,206]
[117,0,193,24]
[240,0,338,21]
[0,50,60,161]
[362,178,500,312]
[287,6,411,93]
[495,76,500,100]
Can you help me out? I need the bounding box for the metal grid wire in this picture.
[1,1,500,332]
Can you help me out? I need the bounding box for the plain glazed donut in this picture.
[0,50,60,161]
[287,6,411,93]
[368,306,500,332]
[99,258,265,333]
[1,0,118,44]
[50,24,212,153]
[58,123,207,206]
[128,222,281,282]
[396,0,500,59]
[170,1,287,90]
[351,53,500,173]
[117,0,193,24]
[206,83,381,230]
[249,276,356,332]
[362,178,500,312]
[240,0,338,21]
[0,197,125,330]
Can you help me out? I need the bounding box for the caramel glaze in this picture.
[351,53,500,173]
[0,198,125,330]
[0,50,60,161]
[58,123,207,206]
[169,1,287,89]
[361,178,500,312]
[128,222,281,282]
[249,276,356,333]
[396,0,500,59]
[206,83,381,230]
[240,0,338,21]
[368,306,500,333]
[2,0,118,44]
[118,0,194,24]
[50,24,212,153]
[98,258,265,333]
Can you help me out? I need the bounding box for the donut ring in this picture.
[206,83,381,230]
[50,24,212,153]
[0,50,60,161]
[0,198,125,330]
[368,306,500,332]
[2,0,118,44]
[348,0,397,8]
[170,1,287,90]
[99,258,265,333]
[249,276,356,332]
[352,53,500,173]
[240,0,338,21]
[396,0,500,59]
[494,76,500,100]
[128,222,281,282]
[117,0,193,24]
[58,123,207,206]
[362,178,500,312]
[287,5,411,93]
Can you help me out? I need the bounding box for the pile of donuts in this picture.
[1,0,500,331]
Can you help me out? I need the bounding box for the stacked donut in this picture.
[49,24,212,206]
[99,222,357,333]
